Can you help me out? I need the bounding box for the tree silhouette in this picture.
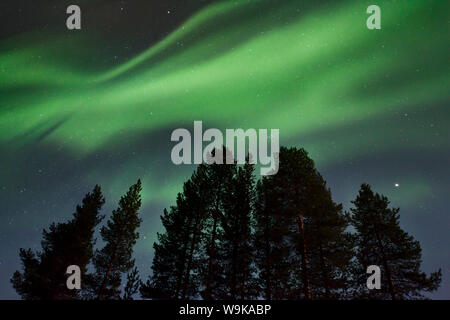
[350,184,441,299]
[219,162,257,299]
[143,148,257,300]
[11,147,442,300]
[90,180,143,300]
[122,267,140,300]
[303,176,354,299]
[141,187,203,299]
[253,147,353,299]
[11,185,105,299]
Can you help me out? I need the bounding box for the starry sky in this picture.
[0,0,449,299]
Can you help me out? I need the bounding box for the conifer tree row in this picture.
[142,148,257,299]
[11,181,144,300]
[11,147,441,300]
[143,146,441,300]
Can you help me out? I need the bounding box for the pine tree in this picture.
[141,194,198,299]
[122,267,140,300]
[11,249,42,300]
[253,178,274,299]
[197,150,234,300]
[302,175,354,299]
[220,162,257,299]
[141,172,208,299]
[253,147,353,299]
[11,185,105,299]
[254,147,312,299]
[92,180,143,300]
[196,148,257,299]
[143,148,257,300]
[140,205,183,299]
[350,184,441,299]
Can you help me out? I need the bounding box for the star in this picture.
[394,183,400,188]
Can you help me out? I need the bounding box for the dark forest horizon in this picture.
[11,146,442,300]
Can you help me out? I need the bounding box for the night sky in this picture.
[0,0,449,299]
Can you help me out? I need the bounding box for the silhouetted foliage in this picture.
[11,186,105,299]
[122,267,141,300]
[253,147,353,299]
[350,184,441,299]
[89,180,143,300]
[219,162,257,299]
[142,148,257,299]
[12,147,441,300]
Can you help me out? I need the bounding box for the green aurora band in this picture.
[0,0,449,229]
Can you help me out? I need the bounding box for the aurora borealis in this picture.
[0,0,449,299]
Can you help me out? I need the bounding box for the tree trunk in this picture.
[240,245,247,300]
[182,216,200,299]
[319,243,331,299]
[204,214,218,299]
[175,215,193,299]
[298,212,312,300]
[374,230,396,300]
[230,238,238,299]
[97,240,120,300]
[264,215,271,300]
